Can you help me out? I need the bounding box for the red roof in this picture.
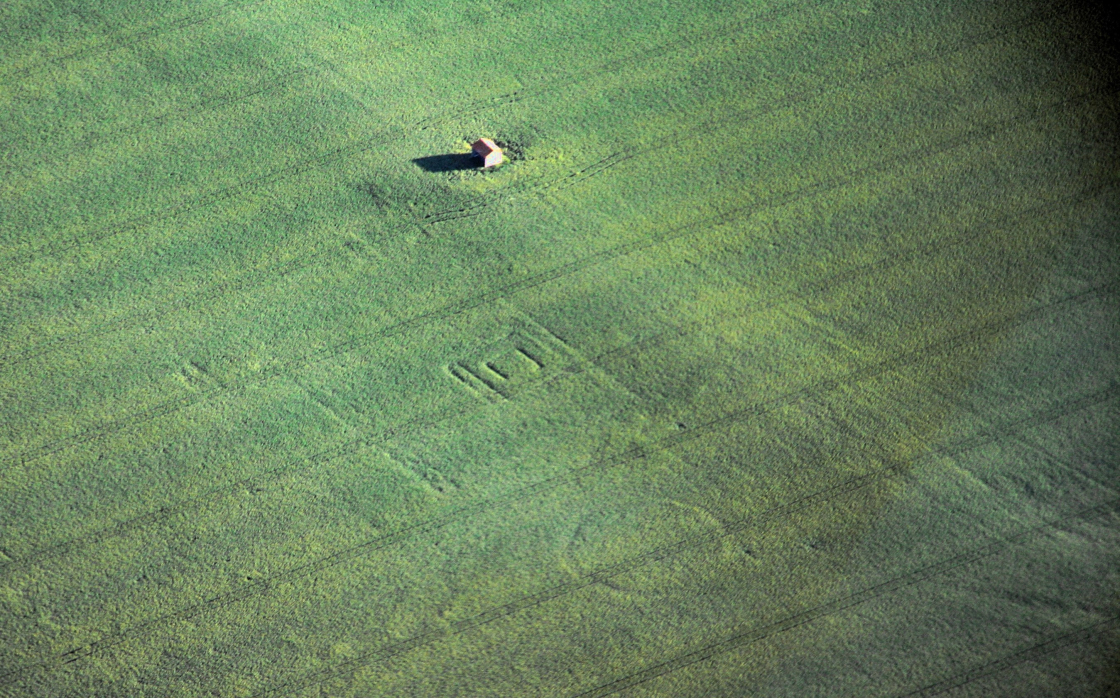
[471,137,500,156]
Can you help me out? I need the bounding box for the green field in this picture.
[1,0,1118,695]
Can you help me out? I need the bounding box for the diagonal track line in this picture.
[4,75,1115,480]
[0,0,833,270]
[0,180,1103,590]
[0,0,864,376]
[897,615,1120,697]
[4,59,325,178]
[0,77,1111,578]
[0,0,1069,377]
[0,0,272,84]
[254,396,1120,697]
[572,501,1120,698]
[5,276,1115,686]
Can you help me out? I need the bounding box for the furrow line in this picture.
[0,0,1064,371]
[6,279,1115,686]
[1,79,1111,488]
[898,615,1120,697]
[572,502,1120,698]
[422,1,1071,229]
[5,60,324,177]
[0,0,272,84]
[0,180,1102,578]
[0,0,831,271]
[256,396,1120,697]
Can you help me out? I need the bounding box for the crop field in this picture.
[0,0,1118,695]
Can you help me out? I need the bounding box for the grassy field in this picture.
[0,0,1117,695]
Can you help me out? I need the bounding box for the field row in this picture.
[1,9,1112,479]
[1,92,1111,569]
[6,345,1116,694]
[2,208,1116,689]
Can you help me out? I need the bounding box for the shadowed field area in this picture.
[0,0,1117,696]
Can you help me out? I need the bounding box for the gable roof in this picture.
[471,137,500,156]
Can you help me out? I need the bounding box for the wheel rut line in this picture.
[429,0,1075,228]
[0,76,1112,505]
[0,182,1104,580]
[3,281,1115,686]
[422,148,640,225]
[0,0,834,272]
[571,500,1120,698]
[0,242,338,369]
[0,1,1067,371]
[0,0,272,85]
[896,614,1120,697]
[4,60,325,179]
[3,0,1067,282]
[257,415,1120,697]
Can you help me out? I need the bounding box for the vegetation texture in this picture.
[1,0,1117,695]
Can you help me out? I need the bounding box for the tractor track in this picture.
[0,0,272,84]
[2,227,1115,687]
[0,0,836,272]
[0,1,1070,376]
[0,74,1113,564]
[0,179,1105,579]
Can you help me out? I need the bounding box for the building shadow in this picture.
[413,152,481,172]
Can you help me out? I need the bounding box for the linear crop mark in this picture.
[484,362,510,380]
[416,2,1070,231]
[1,79,1111,516]
[6,61,323,180]
[421,148,638,226]
[0,0,1067,373]
[1,139,1083,585]
[896,615,1120,697]
[516,347,545,369]
[0,182,1102,646]
[1,0,834,270]
[444,318,580,402]
[0,100,1108,591]
[446,363,507,403]
[1,83,1109,533]
[0,0,272,84]
[253,427,1120,698]
[3,282,1113,688]
[571,501,1120,698]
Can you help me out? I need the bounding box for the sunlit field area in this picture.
[1,0,1118,695]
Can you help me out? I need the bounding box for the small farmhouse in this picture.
[471,138,504,168]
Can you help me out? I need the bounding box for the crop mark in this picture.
[416,90,530,131]
[6,60,324,180]
[0,83,1108,661]
[422,148,639,227]
[176,361,219,390]
[0,83,1102,600]
[0,244,335,371]
[0,2,1106,685]
[484,362,510,380]
[420,2,1071,231]
[445,317,581,402]
[248,401,1120,698]
[556,150,638,191]
[516,347,545,369]
[0,0,1065,372]
[2,280,1114,688]
[446,363,507,404]
[0,80,1111,568]
[0,182,1101,590]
